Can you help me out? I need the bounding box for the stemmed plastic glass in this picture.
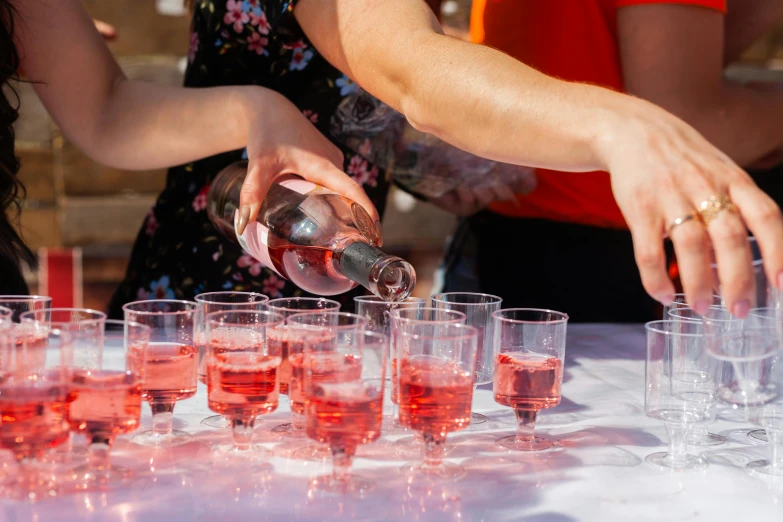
[0,320,73,501]
[491,309,568,451]
[397,322,477,481]
[19,309,107,475]
[667,306,741,446]
[389,307,466,457]
[747,404,783,477]
[66,320,151,488]
[285,312,367,458]
[205,310,284,464]
[354,296,425,430]
[304,330,387,495]
[746,307,783,442]
[645,320,718,471]
[195,292,269,429]
[266,297,340,435]
[123,300,201,447]
[432,293,502,425]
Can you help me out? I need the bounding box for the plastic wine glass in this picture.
[0,319,73,501]
[286,312,367,459]
[645,320,718,471]
[667,306,741,447]
[19,308,107,478]
[0,295,52,323]
[432,293,502,425]
[123,300,201,447]
[354,296,426,430]
[65,320,151,488]
[305,330,387,495]
[206,310,284,464]
[195,292,269,429]
[745,307,783,443]
[747,404,783,477]
[266,297,340,436]
[397,322,477,481]
[491,309,568,451]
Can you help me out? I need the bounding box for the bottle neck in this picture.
[339,242,416,302]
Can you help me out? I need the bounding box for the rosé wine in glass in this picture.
[123,300,200,447]
[492,309,568,452]
[206,311,284,463]
[69,370,143,437]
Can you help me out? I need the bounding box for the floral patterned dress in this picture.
[107,0,389,318]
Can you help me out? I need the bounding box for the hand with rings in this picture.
[601,99,783,318]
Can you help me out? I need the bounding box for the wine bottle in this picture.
[207,161,416,300]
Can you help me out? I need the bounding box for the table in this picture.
[3,324,783,521]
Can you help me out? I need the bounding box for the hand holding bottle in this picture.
[237,89,380,238]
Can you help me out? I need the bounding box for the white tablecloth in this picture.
[3,324,783,521]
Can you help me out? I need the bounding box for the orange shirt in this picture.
[470,0,727,229]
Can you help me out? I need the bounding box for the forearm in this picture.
[639,81,783,167]
[77,81,262,170]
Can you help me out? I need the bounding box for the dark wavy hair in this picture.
[0,0,34,271]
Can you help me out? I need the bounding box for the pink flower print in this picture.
[249,9,270,33]
[237,254,263,277]
[282,39,307,50]
[145,209,159,236]
[302,109,318,124]
[289,48,314,71]
[262,274,285,298]
[192,184,209,212]
[188,31,199,63]
[347,156,378,188]
[247,32,268,55]
[224,0,249,33]
[212,245,223,262]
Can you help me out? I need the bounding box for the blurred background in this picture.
[13,0,783,309]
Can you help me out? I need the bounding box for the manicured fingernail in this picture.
[237,205,251,236]
[777,272,783,290]
[657,294,675,306]
[732,300,750,319]
[693,299,710,316]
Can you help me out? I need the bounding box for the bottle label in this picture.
[235,178,317,279]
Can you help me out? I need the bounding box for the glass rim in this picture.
[286,311,368,329]
[492,308,569,325]
[667,305,734,321]
[266,297,341,313]
[353,295,426,304]
[122,299,201,315]
[709,325,778,338]
[0,295,52,305]
[389,306,466,323]
[397,322,479,342]
[206,309,284,327]
[431,292,503,306]
[20,307,107,326]
[644,320,705,337]
[195,291,269,304]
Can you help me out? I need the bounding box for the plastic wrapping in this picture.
[330,88,534,199]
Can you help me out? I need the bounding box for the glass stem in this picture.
[150,401,176,437]
[231,417,255,451]
[665,421,690,464]
[421,432,446,468]
[88,436,113,482]
[515,409,539,444]
[331,445,355,482]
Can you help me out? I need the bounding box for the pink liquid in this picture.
[306,381,382,453]
[289,352,362,416]
[398,356,473,434]
[267,330,303,396]
[131,342,198,402]
[207,352,281,417]
[0,379,70,459]
[268,241,355,296]
[391,358,399,405]
[4,333,49,376]
[493,352,562,410]
[69,370,143,438]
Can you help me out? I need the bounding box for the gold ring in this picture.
[666,213,701,237]
[697,194,737,227]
